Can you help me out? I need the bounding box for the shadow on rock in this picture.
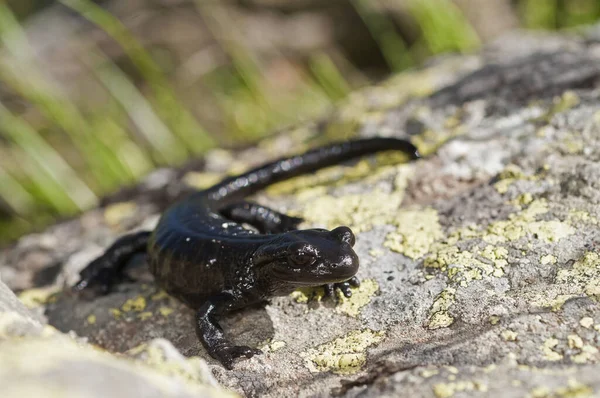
[45,282,274,363]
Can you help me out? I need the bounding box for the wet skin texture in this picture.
[74,138,420,369]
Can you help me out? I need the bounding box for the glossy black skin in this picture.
[74,138,420,369]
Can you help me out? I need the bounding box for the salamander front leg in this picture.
[220,201,303,234]
[195,293,262,369]
[73,231,151,296]
[323,276,361,299]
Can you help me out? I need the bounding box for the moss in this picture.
[302,329,385,374]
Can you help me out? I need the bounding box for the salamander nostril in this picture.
[331,226,356,246]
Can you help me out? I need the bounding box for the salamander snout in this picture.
[331,226,355,247]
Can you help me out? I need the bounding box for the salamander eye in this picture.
[289,253,316,266]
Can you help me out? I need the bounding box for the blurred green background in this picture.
[0,0,599,244]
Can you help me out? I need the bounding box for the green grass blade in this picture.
[0,102,98,212]
[408,0,480,54]
[0,4,132,190]
[350,0,415,72]
[59,0,215,155]
[309,53,351,101]
[85,50,189,164]
[0,161,35,217]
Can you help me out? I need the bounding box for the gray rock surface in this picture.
[3,30,600,397]
[0,279,232,398]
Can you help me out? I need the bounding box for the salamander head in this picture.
[252,226,359,286]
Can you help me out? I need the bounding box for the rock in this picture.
[0,280,231,397]
[0,336,235,398]
[3,29,600,397]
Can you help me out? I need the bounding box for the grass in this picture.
[0,0,598,244]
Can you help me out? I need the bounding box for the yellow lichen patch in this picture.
[540,255,557,265]
[556,379,594,398]
[261,340,286,353]
[428,288,456,329]
[552,91,580,114]
[301,189,404,233]
[158,307,173,317]
[433,380,488,398]
[493,164,532,194]
[290,162,414,232]
[122,296,147,312]
[571,345,599,364]
[86,314,96,325]
[125,340,233,393]
[540,338,562,361]
[369,248,384,258]
[109,308,122,319]
[568,335,583,349]
[17,286,60,309]
[530,378,594,398]
[290,289,311,304]
[302,329,385,375]
[555,252,600,297]
[384,208,444,259]
[151,290,170,301]
[267,155,410,198]
[182,172,223,190]
[501,330,518,342]
[335,279,379,317]
[579,317,594,329]
[421,368,440,378]
[484,200,574,244]
[137,312,153,321]
[104,202,137,228]
[511,192,534,206]
[568,210,598,225]
[425,244,507,285]
[529,294,578,312]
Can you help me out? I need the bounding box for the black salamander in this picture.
[74,138,420,369]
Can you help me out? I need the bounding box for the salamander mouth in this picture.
[271,264,357,284]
